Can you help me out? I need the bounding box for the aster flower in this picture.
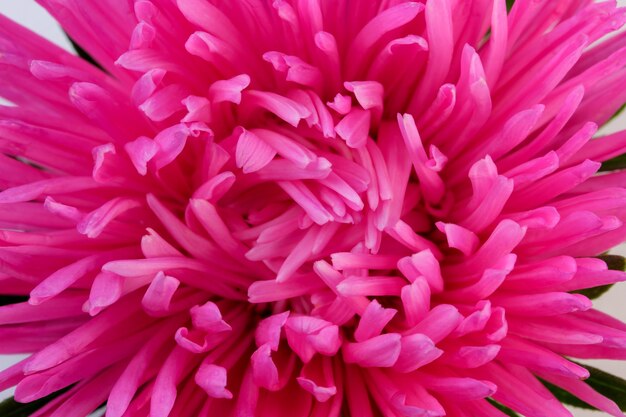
[1,0,626,416]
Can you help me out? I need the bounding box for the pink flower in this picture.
[1,0,626,416]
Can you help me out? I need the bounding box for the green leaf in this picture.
[609,102,626,124]
[574,284,614,299]
[0,390,67,417]
[542,363,626,412]
[541,379,593,410]
[487,398,521,417]
[65,34,105,71]
[506,0,515,11]
[597,254,626,271]
[0,295,28,306]
[599,104,626,172]
[581,363,626,410]
[600,153,626,172]
[573,255,625,299]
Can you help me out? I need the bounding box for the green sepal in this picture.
[599,102,626,171]
[0,390,66,417]
[574,284,614,299]
[65,34,105,71]
[541,379,593,410]
[591,99,626,172]
[573,255,625,299]
[581,363,626,411]
[0,295,28,306]
[609,102,626,124]
[542,363,626,412]
[506,0,515,11]
[597,254,626,271]
[487,398,521,416]
[598,102,626,171]
[600,153,626,172]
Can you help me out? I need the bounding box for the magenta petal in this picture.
[236,128,277,174]
[1,1,626,417]
[195,363,233,399]
[335,109,371,149]
[209,74,251,104]
[125,136,159,175]
[343,333,402,368]
[354,300,397,342]
[285,315,341,363]
[190,301,231,333]
[394,334,443,373]
[256,311,290,351]
[297,376,337,402]
[141,272,180,316]
[251,343,280,390]
[421,376,496,400]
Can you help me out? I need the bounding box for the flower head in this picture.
[1,1,626,416]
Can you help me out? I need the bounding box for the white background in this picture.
[0,2,625,416]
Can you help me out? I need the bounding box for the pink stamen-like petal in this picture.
[343,333,402,368]
[195,363,233,399]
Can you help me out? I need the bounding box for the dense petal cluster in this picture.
[1,0,626,416]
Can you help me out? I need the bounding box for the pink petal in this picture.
[335,109,371,149]
[236,128,277,173]
[195,363,233,399]
[256,311,290,351]
[251,343,280,390]
[141,272,180,316]
[209,74,251,104]
[354,299,397,342]
[393,334,443,373]
[343,333,402,368]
